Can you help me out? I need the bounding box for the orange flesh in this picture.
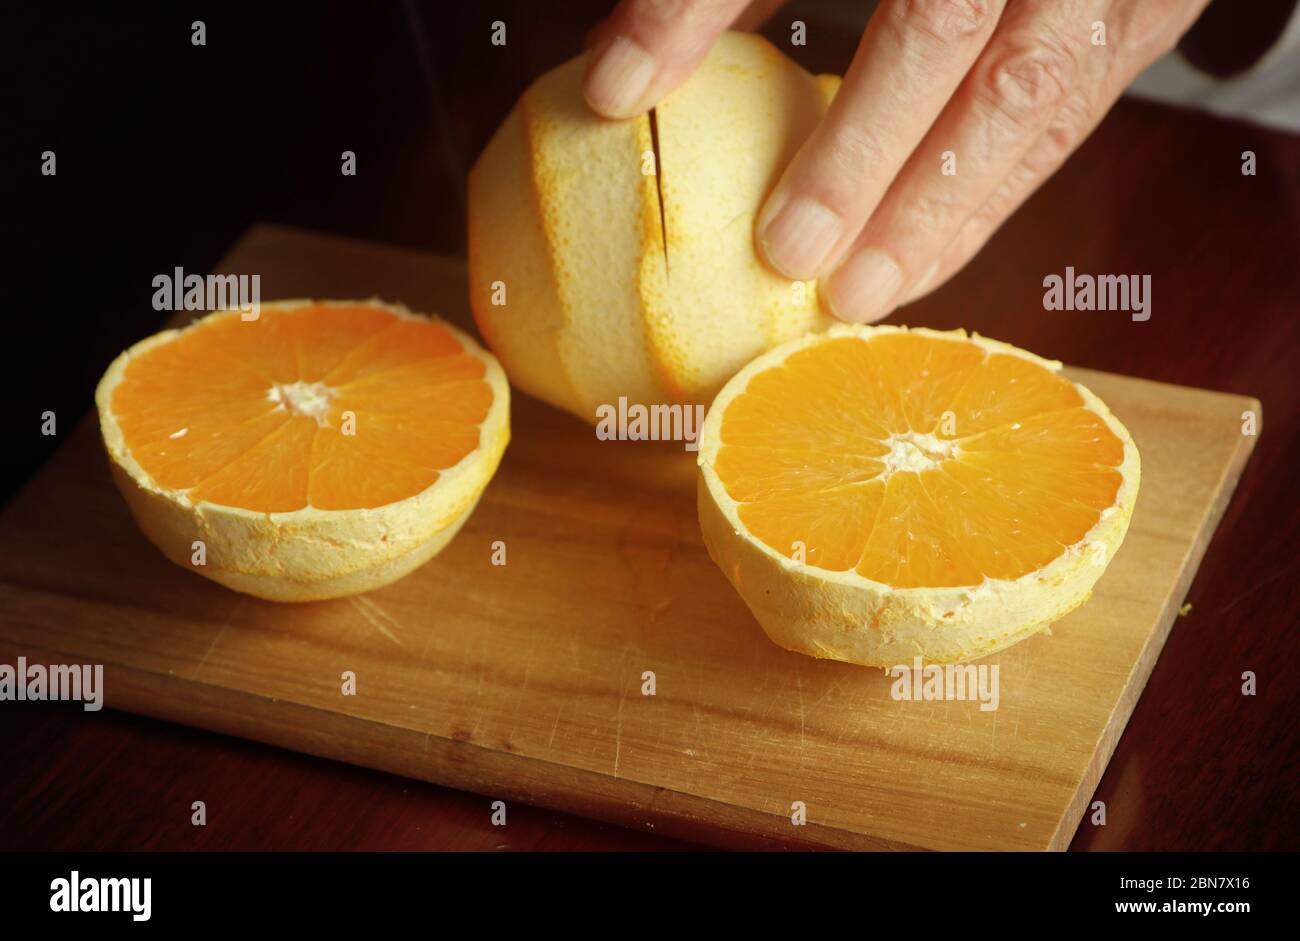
[714,334,1125,588]
[110,304,491,512]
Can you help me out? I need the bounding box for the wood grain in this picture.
[0,225,1260,851]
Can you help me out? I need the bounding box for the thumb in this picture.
[583,0,759,119]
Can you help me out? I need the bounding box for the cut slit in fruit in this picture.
[469,31,842,421]
[648,105,670,278]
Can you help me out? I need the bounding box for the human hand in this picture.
[583,0,1211,322]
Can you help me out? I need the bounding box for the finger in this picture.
[900,86,1112,305]
[754,0,1008,280]
[583,0,756,119]
[823,2,1092,322]
[902,1,1213,305]
[733,0,788,31]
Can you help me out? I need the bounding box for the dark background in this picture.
[5,0,1291,504]
[3,0,869,504]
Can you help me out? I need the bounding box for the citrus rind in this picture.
[697,324,1140,666]
[96,299,510,602]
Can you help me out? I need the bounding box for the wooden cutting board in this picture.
[0,225,1261,851]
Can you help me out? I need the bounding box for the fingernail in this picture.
[826,248,904,323]
[903,260,940,303]
[584,36,656,119]
[758,195,844,279]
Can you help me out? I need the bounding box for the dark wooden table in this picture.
[2,93,1297,852]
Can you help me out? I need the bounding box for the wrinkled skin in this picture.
[582,0,1212,322]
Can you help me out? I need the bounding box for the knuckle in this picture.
[1033,96,1089,168]
[979,37,1076,131]
[893,0,994,46]
[1117,0,1195,61]
[984,160,1037,217]
[1137,26,1181,64]
[634,0,688,26]
[1025,126,1073,176]
[634,0,738,30]
[907,187,965,234]
[825,122,889,182]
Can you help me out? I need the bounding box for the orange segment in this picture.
[713,445,885,502]
[325,319,466,386]
[291,304,401,380]
[710,329,1128,588]
[109,303,497,513]
[306,426,440,511]
[738,482,885,572]
[856,471,986,589]
[855,332,988,434]
[959,406,1125,464]
[336,371,490,421]
[722,341,896,451]
[123,407,291,491]
[189,416,318,512]
[941,351,1083,438]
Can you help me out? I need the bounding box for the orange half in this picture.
[96,300,510,601]
[697,326,1139,666]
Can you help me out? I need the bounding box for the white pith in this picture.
[880,431,955,479]
[95,298,511,602]
[696,324,1142,666]
[267,380,336,426]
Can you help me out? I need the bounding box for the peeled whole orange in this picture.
[96,300,510,601]
[469,31,841,423]
[697,326,1141,666]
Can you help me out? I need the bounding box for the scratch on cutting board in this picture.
[195,600,244,673]
[195,624,229,673]
[416,617,438,667]
[793,664,806,749]
[608,644,639,779]
[812,673,847,708]
[547,703,565,747]
[350,596,403,647]
[612,682,627,779]
[503,660,534,748]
